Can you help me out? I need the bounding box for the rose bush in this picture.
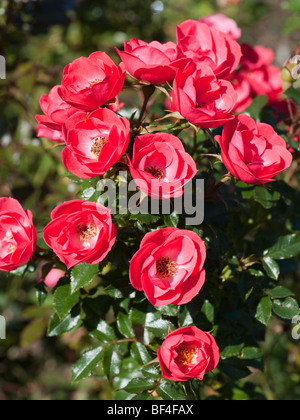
[2,9,300,402]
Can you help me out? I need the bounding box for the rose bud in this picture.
[38,264,65,289]
[170,62,237,129]
[130,228,206,306]
[215,114,293,185]
[0,197,37,272]
[177,20,241,79]
[43,200,117,269]
[58,52,126,111]
[129,133,198,199]
[61,108,130,179]
[116,38,189,85]
[158,327,220,381]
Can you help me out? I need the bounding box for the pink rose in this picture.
[62,108,130,179]
[128,133,198,199]
[177,20,242,79]
[129,228,206,306]
[116,39,189,85]
[158,327,220,381]
[35,85,77,134]
[170,62,237,128]
[58,52,126,111]
[216,114,293,185]
[36,124,65,143]
[43,200,117,269]
[199,14,242,40]
[0,198,37,272]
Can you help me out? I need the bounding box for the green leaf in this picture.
[245,95,268,121]
[241,347,263,360]
[71,262,99,294]
[103,345,122,380]
[272,297,299,320]
[285,86,300,104]
[48,306,81,337]
[255,296,272,326]
[146,318,172,340]
[72,346,104,383]
[35,283,48,306]
[89,319,116,342]
[267,286,295,299]
[20,319,46,348]
[221,344,245,359]
[164,212,180,228]
[201,300,215,323]
[130,342,152,366]
[157,382,185,400]
[179,306,194,327]
[262,257,280,280]
[117,312,135,339]
[124,378,154,394]
[54,283,80,319]
[221,358,251,379]
[130,213,160,225]
[266,234,300,260]
[104,282,136,300]
[254,187,280,209]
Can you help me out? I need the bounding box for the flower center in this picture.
[77,223,98,242]
[145,166,164,180]
[175,343,198,367]
[156,257,178,279]
[7,243,16,254]
[89,78,103,89]
[91,137,108,158]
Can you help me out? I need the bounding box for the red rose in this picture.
[216,114,293,185]
[128,133,197,199]
[177,20,241,79]
[62,108,130,179]
[129,228,206,306]
[43,200,117,269]
[199,14,242,40]
[170,62,237,129]
[58,52,126,112]
[158,327,219,381]
[116,39,189,85]
[240,45,283,102]
[230,72,253,113]
[35,85,77,134]
[0,198,37,272]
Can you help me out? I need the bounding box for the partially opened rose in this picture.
[177,20,241,79]
[116,39,189,85]
[35,85,77,135]
[0,198,37,272]
[129,228,206,306]
[129,133,197,199]
[43,200,117,269]
[158,327,220,381]
[199,14,242,40]
[216,115,293,185]
[170,62,237,128]
[62,108,130,179]
[58,52,126,111]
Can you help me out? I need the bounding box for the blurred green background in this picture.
[0,0,300,400]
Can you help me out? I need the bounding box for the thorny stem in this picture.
[137,85,156,129]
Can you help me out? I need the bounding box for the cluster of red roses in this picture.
[1,15,294,382]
